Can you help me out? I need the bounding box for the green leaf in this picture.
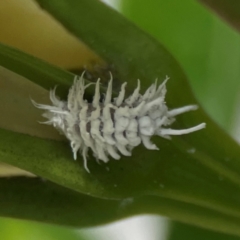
[2,177,240,236]
[32,0,240,184]
[0,42,110,99]
[2,120,240,219]
[31,0,240,198]
[1,0,240,236]
[0,42,74,98]
[198,0,240,33]
[168,221,240,240]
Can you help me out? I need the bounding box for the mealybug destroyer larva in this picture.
[33,74,206,172]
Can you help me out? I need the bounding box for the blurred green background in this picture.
[0,217,90,240]
[121,0,240,133]
[2,0,240,239]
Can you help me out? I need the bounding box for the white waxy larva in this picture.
[32,74,206,172]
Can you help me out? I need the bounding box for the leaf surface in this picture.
[0,0,240,235]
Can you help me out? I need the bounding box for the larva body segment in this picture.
[33,74,206,172]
